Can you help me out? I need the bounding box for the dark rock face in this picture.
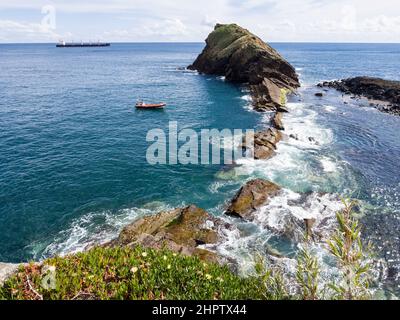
[113,205,222,263]
[188,23,299,110]
[319,77,400,115]
[225,179,281,220]
[241,128,283,160]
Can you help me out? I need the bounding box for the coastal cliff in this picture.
[188,23,300,111]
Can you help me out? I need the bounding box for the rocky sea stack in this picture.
[188,23,300,111]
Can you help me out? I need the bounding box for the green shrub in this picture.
[327,199,372,300]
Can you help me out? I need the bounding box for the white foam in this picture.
[240,94,252,102]
[320,157,337,173]
[282,102,334,148]
[213,190,344,275]
[324,105,337,113]
[38,201,173,260]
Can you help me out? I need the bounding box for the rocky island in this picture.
[319,77,400,116]
[189,23,300,112]
[189,23,300,160]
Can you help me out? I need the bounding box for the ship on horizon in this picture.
[56,40,111,48]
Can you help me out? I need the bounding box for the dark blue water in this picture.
[1,43,400,295]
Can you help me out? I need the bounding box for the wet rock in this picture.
[315,92,324,97]
[289,134,298,140]
[318,77,400,116]
[242,128,283,160]
[265,245,285,259]
[225,179,281,220]
[304,218,317,240]
[112,205,222,263]
[272,112,285,131]
[188,23,299,111]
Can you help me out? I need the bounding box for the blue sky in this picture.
[1,0,400,43]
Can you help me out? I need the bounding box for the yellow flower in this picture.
[163,255,167,261]
[173,253,177,257]
[205,274,212,280]
[130,266,138,274]
[217,277,223,283]
[142,252,148,257]
[167,264,171,270]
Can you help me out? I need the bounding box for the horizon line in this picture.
[1,41,400,45]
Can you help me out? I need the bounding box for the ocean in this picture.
[1,42,399,296]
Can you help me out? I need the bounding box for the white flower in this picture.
[205,274,212,280]
[130,266,138,274]
[163,255,167,261]
[142,252,148,257]
[167,264,171,270]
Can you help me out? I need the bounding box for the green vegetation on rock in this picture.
[0,246,266,300]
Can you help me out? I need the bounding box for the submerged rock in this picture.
[188,23,299,111]
[112,205,222,263]
[225,179,281,220]
[319,77,400,115]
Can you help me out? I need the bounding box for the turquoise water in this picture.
[1,43,400,294]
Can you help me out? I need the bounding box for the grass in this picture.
[0,246,266,300]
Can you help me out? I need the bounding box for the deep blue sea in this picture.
[1,43,399,296]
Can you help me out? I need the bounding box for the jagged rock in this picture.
[225,179,281,220]
[112,205,222,263]
[272,112,285,131]
[242,128,283,160]
[0,263,20,285]
[319,77,400,116]
[188,23,299,111]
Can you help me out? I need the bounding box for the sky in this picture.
[0,0,400,43]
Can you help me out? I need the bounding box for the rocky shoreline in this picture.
[318,77,400,116]
[0,24,369,288]
[101,25,342,269]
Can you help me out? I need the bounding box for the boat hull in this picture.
[135,103,166,109]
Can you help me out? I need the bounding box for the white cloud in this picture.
[0,0,400,42]
[0,19,67,42]
[102,19,188,42]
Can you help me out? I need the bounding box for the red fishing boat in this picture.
[135,100,166,109]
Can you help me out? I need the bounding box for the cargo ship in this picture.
[56,41,110,48]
